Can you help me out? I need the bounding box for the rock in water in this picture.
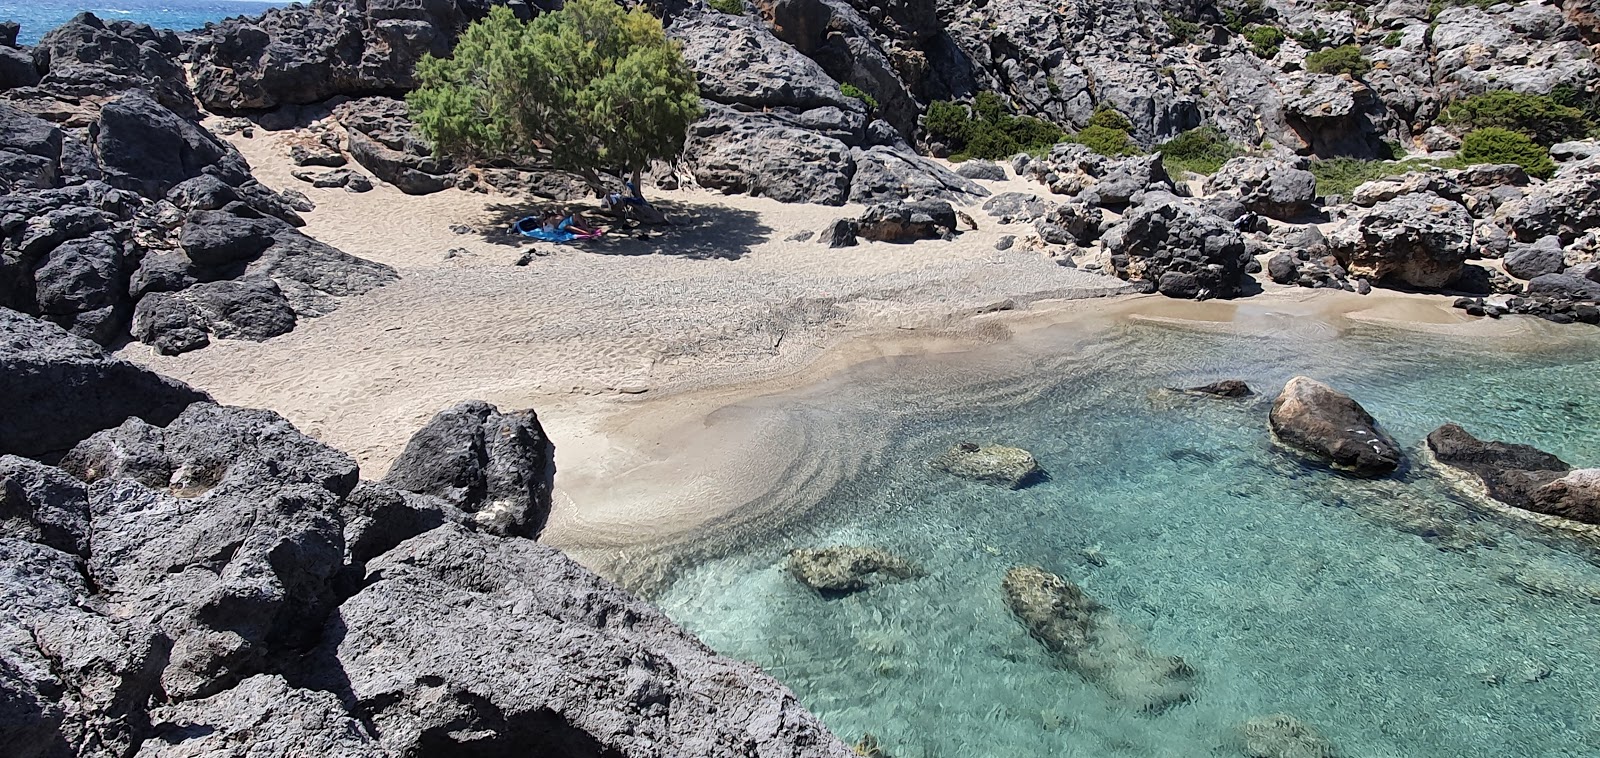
[383,400,555,538]
[0,307,207,458]
[1530,469,1600,524]
[1269,377,1402,476]
[787,546,922,596]
[1325,193,1473,289]
[1425,423,1571,509]
[1001,566,1195,713]
[325,524,856,756]
[1181,379,1255,398]
[930,443,1044,489]
[1240,714,1339,758]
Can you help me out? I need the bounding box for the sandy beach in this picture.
[121,127,1565,572]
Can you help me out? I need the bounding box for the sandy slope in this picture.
[122,128,1518,564]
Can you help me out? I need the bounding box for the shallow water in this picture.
[652,312,1600,757]
[6,0,283,45]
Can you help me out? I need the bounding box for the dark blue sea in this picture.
[3,0,284,44]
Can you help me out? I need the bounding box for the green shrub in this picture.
[1068,125,1142,157]
[922,93,1065,160]
[1458,127,1556,178]
[1439,90,1591,146]
[1157,125,1241,175]
[1165,13,1202,43]
[1292,28,1330,52]
[1086,105,1133,132]
[1304,44,1370,77]
[1551,84,1600,129]
[1245,25,1285,58]
[840,83,878,111]
[708,0,744,15]
[1224,0,1273,33]
[1307,156,1450,196]
[1382,30,1404,47]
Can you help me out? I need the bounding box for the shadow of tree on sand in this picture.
[477,198,773,260]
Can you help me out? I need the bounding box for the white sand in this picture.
[124,129,1547,567]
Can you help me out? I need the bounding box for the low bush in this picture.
[840,83,878,112]
[1245,25,1285,58]
[1157,125,1241,175]
[708,0,744,14]
[1308,156,1445,197]
[1165,13,1202,43]
[1439,90,1591,146]
[923,93,1066,161]
[1304,44,1370,77]
[1458,127,1555,178]
[1068,125,1142,157]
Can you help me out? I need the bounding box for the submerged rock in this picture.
[930,442,1044,489]
[787,546,921,596]
[1002,566,1194,713]
[1180,379,1254,398]
[1425,423,1570,510]
[1269,377,1402,476]
[1240,714,1339,758]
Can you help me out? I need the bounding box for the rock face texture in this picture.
[1326,193,1474,289]
[1270,377,1402,476]
[1530,469,1600,524]
[931,442,1044,488]
[0,307,207,458]
[787,546,922,596]
[0,17,397,353]
[1002,566,1195,713]
[1204,157,1317,221]
[1102,195,1251,300]
[0,308,856,757]
[1426,423,1572,510]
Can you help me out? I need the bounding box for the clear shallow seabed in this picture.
[4,0,283,44]
[650,309,1600,758]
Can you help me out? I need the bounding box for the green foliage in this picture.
[1156,125,1241,175]
[1223,0,1273,34]
[1068,125,1142,157]
[923,93,1065,161]
[408,1,701,191]
[1307,156,1449,197]
[1292,28,1330,51]
[1382,30,1404,47]
[1303,44,1370,77]
[1165,13,1202,43]
[1458,127,1556,179]
[707,0,745,14]
[1086,105,1133,131]
[1427,0,1497,19]
[840,83,878,111]
[1245,25,1284,58]
[1439,90,1591,146]
[1551,84,1600,129]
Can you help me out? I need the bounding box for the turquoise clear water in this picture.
[651,311,1600,757]
[5,1,284,45]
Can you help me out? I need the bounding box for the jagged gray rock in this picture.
[383,400,555,538]
[1326,192,1473,289]
[136,675,384,757]
[1204,157,1318,220]
[856,200,957,242]
[1101,195,1251,299]
[1270,376,1402,476]
[332,97,457,195]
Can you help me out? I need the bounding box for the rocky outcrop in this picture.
[1101,195,1251,300]
[21,13,194,121]
[1426,423,1571,509]
[1002,566,1195,713]
[137,674,384,756]
[383,400,556,538]
[0,307,206,458]
[1204,157,1318,220]
[331,97,457,195]
[787,546,922,596]
[185,0,493,112]
[856,200,956,241]
[1326,193,1473,289]
[1529,469,1600,524]
[1270,377,1402,476]
[1498,157,1600,244]
[930,442,1044,488]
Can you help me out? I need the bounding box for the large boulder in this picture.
[786,546,921,596]
[186,0,489,112]
[1326,192,1473,289]
[1269,377,1402,476]
[0,104,63,192]
[136,674,384,757]
[59,403,357,701]
[0,455,91,558]
[847,145,988,206]
[1425,423,1571,509]
[670,6,854,111]
[856,200,956,242]
[131,278,299,355]
[320,524,857,756]
[1498,157,1600,243]
[383,400,555,538]
[930,442,1044,489]
[30,13,194,118]
[93,92,250,199]
[1203,157,1318,220]
[331,97,456,195]
[1101,196,1251,300]
[1503,237,1567,280]
[0,308,206,457]
[684,106,854,205]
[1002,566,1195,713]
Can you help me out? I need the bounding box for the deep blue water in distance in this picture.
[3,0,284,44]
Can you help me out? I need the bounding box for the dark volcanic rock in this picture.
[0,307,206,457]
[0,104,63,191]
[1426,423,1571,509]
[93,92,250,199]
[1204,157,1318,221]
[856,200,957,242]
[1101,196,1251,300]
[383,400,555,538]
[1503,237,1566,281]
[178,208,285,268]
[1270,376,1402,476]
[332,97,456,195]
[1002,566,1194,713]
[137,674,384,757]
[1182,379,1254,398]
[131,278,299,354]
[1530,470,1600,524]
[0,455,91,558]
[323,524,856,756]
[31,13,194,118]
